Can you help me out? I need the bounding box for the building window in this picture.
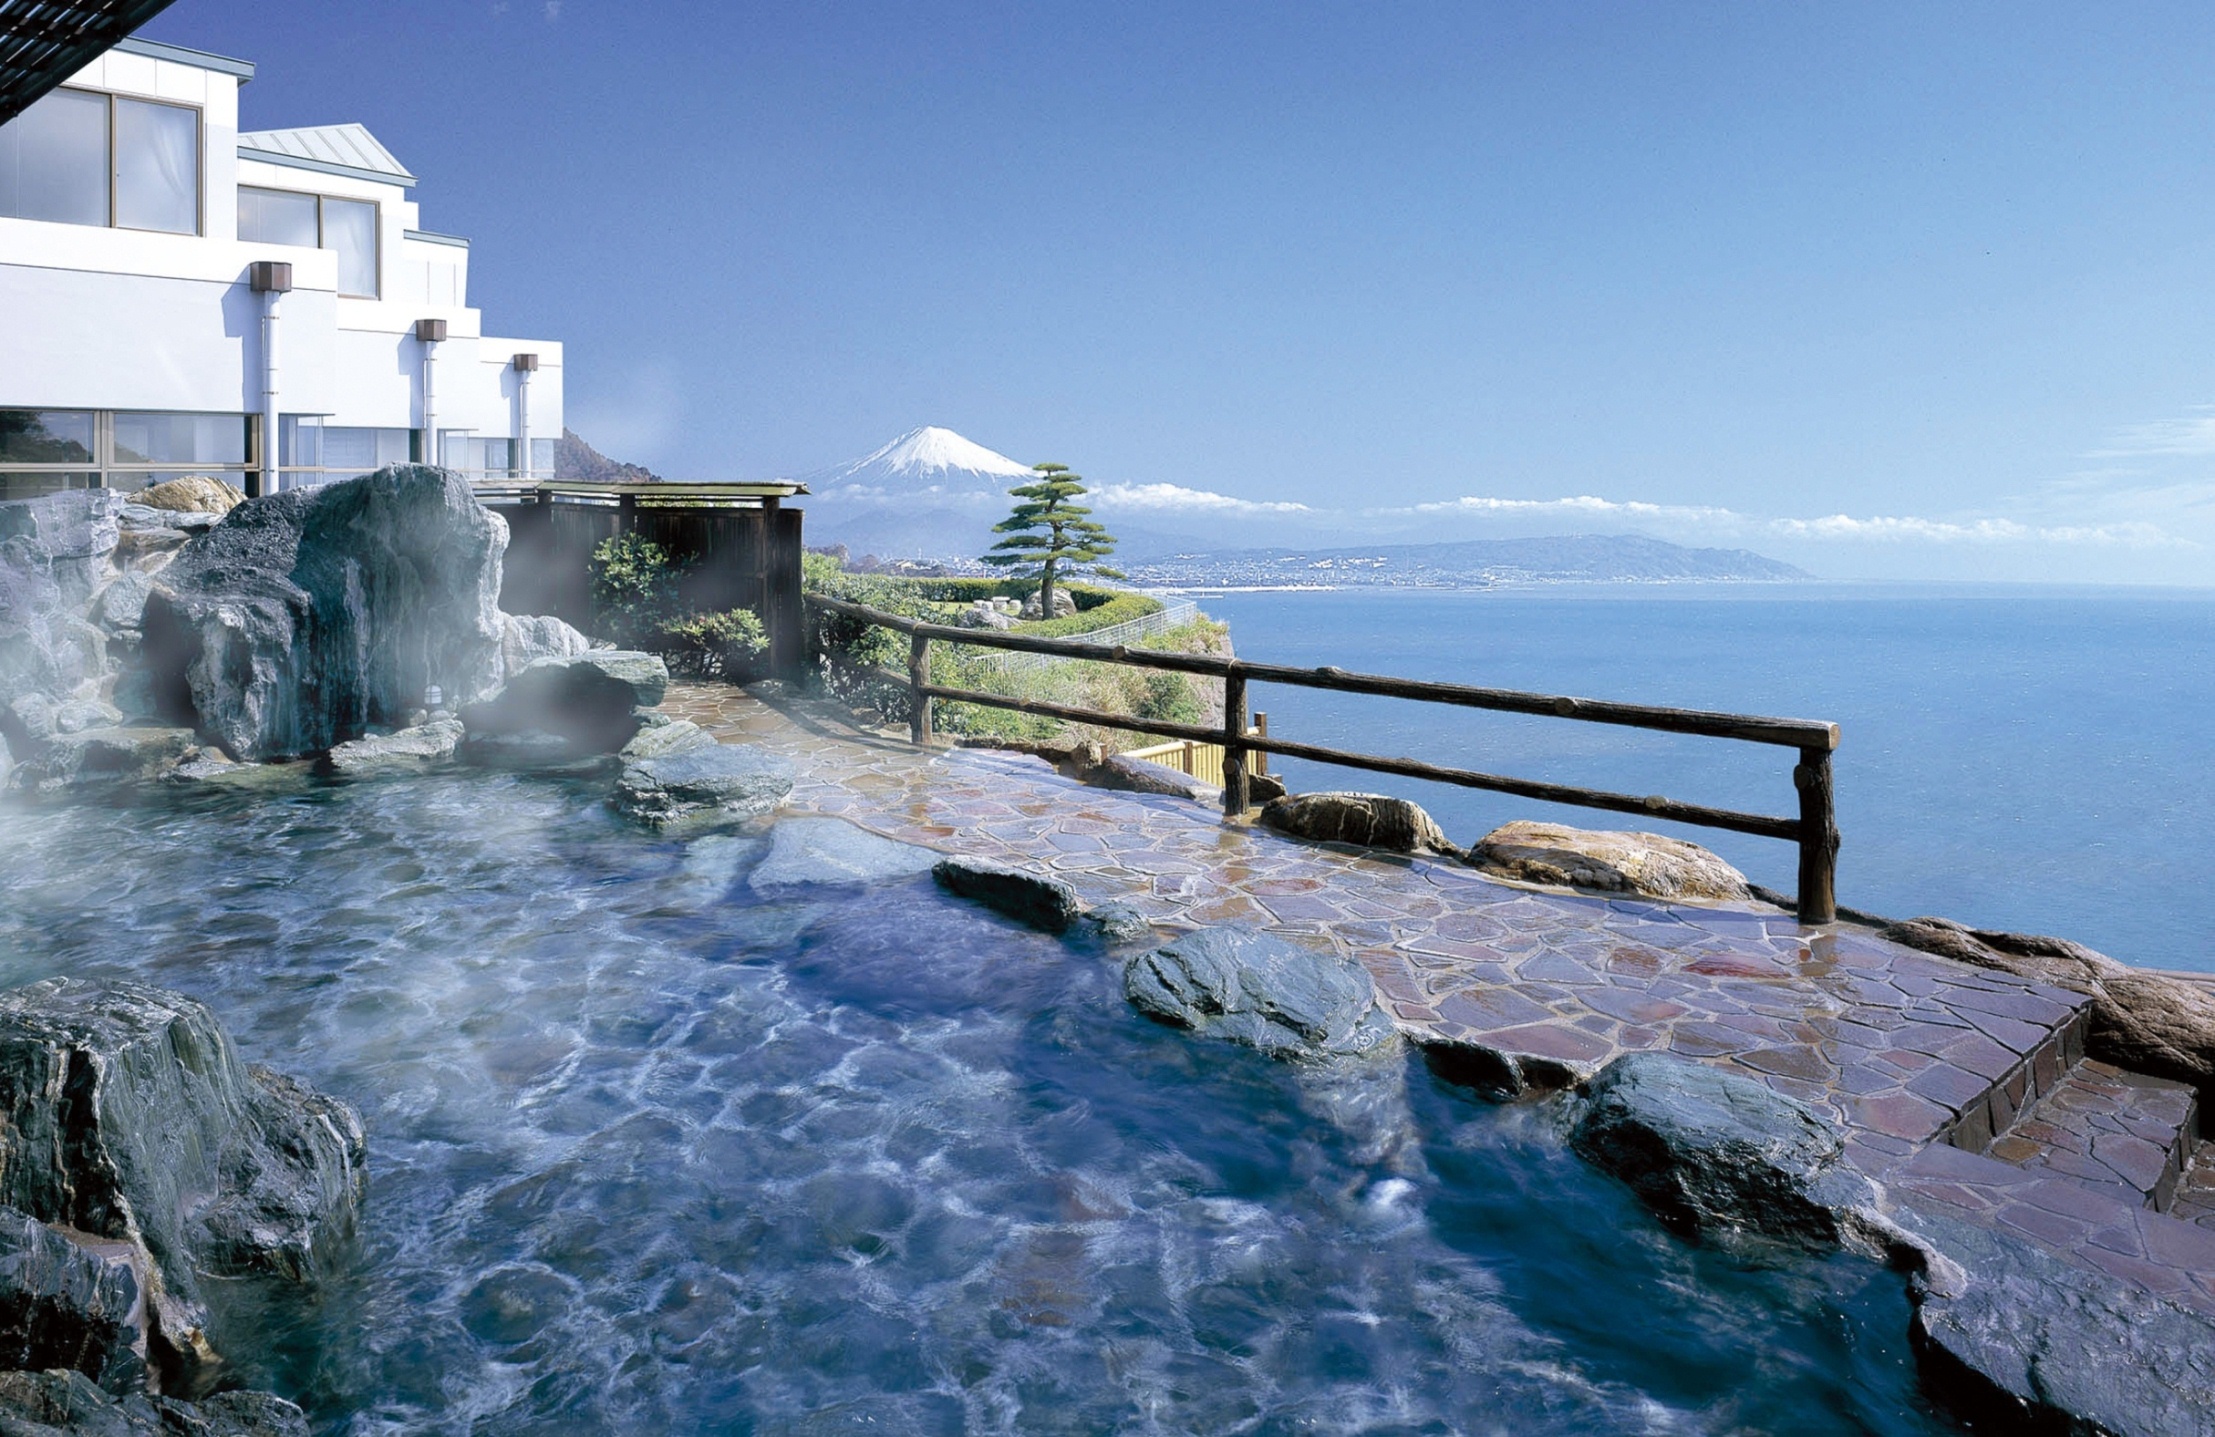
[239,187,380,298]
[0,89,199,234]
[285,422,411,485]
[529,438,555,477]
[0,409,249,494]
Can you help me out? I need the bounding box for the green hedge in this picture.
[1018,590,1161,636]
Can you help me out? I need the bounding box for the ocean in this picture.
[1188,583,2215,973]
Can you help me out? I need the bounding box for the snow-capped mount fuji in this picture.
[795,426,1046,562]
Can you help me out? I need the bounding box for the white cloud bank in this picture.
[1090,482,1315,516]
[1375,494,2186,547]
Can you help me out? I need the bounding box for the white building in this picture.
[0,36,561,501]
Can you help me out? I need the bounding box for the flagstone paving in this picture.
[662,681,2215,1313]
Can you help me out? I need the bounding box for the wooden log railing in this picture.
[804,593,1842,922]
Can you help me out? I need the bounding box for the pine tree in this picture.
[981,463,1123,618]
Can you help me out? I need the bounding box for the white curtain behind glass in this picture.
[0,90,108,226]
[114,99,197,234]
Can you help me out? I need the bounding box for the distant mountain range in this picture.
[556,428,663,485]
[569,423,1809,586]
[1121,535,1809,588]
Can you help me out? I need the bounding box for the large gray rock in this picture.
[4,727,196,793]
[139,466,508,761]
[1569,1053,1885,1250]
[1471,821,1752,901]
[0,980,366,1386]
[499,612,592,680]
[322,719,463,778]
[1260,792,1454,856]
[0,1207,145,1392]
[931,856,1085,934]
[1123,926,1399,1059]
[1881,916,2215,1102]
[612,743,795,835]
[617,716,714,762]
[0,1369,306,1437]
[1088,752,1220,803]
[0,490,122,606]
[748,818,938,891]
[87,574,153,637]
[1906,1206,2215,1437]
[460,650,668,759]
[0,493,122,727]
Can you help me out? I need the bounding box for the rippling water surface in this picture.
[0,775,1952,1434]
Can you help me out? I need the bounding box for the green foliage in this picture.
[1018,589,1160,637]
[589,534,681,645]
[1136,671,1202,726]
[980,463,1123,612]
[662,608,768,678]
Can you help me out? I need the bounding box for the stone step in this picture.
[2175,1140,2215,1231]
[1982,1058,2199,1211]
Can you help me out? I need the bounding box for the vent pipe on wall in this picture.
[415,318,447,465]
[249,261,293,496]
[513,353,538,479]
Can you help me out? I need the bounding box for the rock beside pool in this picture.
[1469,821,1752,902]
[1078,901,1155,946]
[141,465,508,760]
[498,612,593,680]
[4,726,197,793]
[932,856,1085,934]
[1880,916,2215,1101]
[613,742,795,834]
[748,817,937,891]
[461,650,668,758]
[1904,1203,2215,1437]
[323,718,464,777]
[1260,792,1455,857]
[1569,1052,1879,1250]
[1087,752,1220,804]
[0,979,366,1388]
[618,716,713,762]
[1123,926,1399,1060]
[132,477,243,517]
[0,1369,307,1436]
[0,1206,147,1392]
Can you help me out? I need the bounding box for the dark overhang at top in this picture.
[0,0,182,126]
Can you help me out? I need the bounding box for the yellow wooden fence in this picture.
[1122,715,1269,787]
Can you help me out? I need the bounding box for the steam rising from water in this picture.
[0,778,1947,1434]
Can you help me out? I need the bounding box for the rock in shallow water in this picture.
[1123,926,1399,1059]
[747,818,937,891]
[1470,821,1752,902]
[1569,1052,1886,1250]
[5,727,196,792]
[0,1206,145,1392]
[0,979,366,1386]
[931,856,1085,934]
[613,743,795,835]
[140,466,507,761]
[461,650,668,759]
[323,719,463,777]
[0,1369,306,1436]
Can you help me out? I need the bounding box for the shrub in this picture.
[589,534,681,645]
[663,608,769,679]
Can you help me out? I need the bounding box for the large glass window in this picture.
[0,90,108,226]
[238,185,319,248]
[320,427,413,478]
[239,188,379,298]
[112,412,249,467]
[113,98,197,234]
[529,439,556,477]
[0,411,95,464]
[322,198,378,298]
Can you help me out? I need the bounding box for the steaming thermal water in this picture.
[0,776,1950,1434]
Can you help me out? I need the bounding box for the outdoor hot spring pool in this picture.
[0,773,1956,1435]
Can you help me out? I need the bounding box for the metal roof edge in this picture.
[237,146,417,189]
[404,228,469,249]
[113,37,256,81]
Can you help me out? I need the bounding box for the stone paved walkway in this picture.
[663,681,2215,1315]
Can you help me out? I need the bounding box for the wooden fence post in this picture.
[1222,667,1250,817]
[909,631,933,747]
[1794,747,1839,924]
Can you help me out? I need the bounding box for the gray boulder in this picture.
[1260,792,1454,856]
[1088,752,1220,803]
[1123,926,1399,1059]
[1471,821,1752,901]
[1569,1053,1884,1250]
[0,1207,146,1392]
[130,477,241,517]
[1906,1206,2215,1437]
[617,715,714,762]
[322,719,464,778]
[0,490,122,605]
[1881,916,2215,1102]
[748,818,938,891]
[461,650,668,759]
[1019,588,1078,619]
[87,574,153,637]
[140,465,508,761]
[499,612,593,680]
[612,743,795,835]
[1079,901,1155,946]
[5,727,196,793]
[0,495,118,724]
[0,1369,306,1437]
[0,980,366,1386]
[932,856,1085,934]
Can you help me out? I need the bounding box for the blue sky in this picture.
[148,2,2215,581]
